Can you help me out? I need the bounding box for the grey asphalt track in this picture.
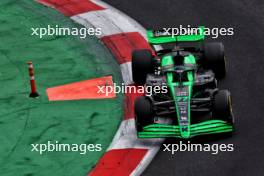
[104,0,264,175]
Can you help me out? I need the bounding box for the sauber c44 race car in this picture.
[132,26,234,139]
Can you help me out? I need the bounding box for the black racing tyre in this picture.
[203,42,226,79]
[132,49,154,85]
[208,79,217,89]
[213,90,234,124]
[135,96,155,132]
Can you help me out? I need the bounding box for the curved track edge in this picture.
[36,0,164,175]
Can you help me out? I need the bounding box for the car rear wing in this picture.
[147,26,205,45]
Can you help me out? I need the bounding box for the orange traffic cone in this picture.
[28,61,39,98]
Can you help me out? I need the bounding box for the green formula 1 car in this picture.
[132,26,234,139]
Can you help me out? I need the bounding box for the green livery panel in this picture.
[138,120,234,138]
[161,54,196,138]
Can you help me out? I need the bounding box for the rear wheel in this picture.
[213,90,234,124]
[135,96,155,132]
[132,49,154,85]
[203,42,226,79]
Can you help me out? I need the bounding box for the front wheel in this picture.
[132,49,154,85]
[213,90,234,124]
[203,42,226,79]
[135,96,155,132]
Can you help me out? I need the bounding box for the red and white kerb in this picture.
[36,0,164,175]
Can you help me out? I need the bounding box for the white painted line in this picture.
[91,0,162,51]
[70,15,95,29]
[71,0,162,51]
[131,147,161,176]
[120,62,133,85]
[91,0,147,37]
[107,119,164,150]
[71,9,146,38]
